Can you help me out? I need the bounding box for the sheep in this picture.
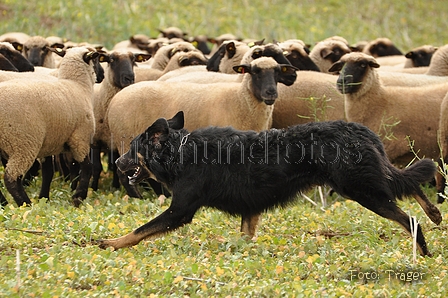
[206,40,252,73]
[437,92,448,202]
[0,54,18,71]
[158,27,188,40]
[273,71,345,128]
[90,50,151,191]
[112,34,151,53]
[404,45,437,68]
[144,41,199,71]
[134,50,208,82]
[277,39,320,71]
[0,32,30,44]
[189,34,211,55]
[0,46,99,207]
[22,35,64,68]
[309,39,351,73]
[425,44,448,76]
[105,57,297,198]
[208,33,241,55]
[362,37,403,57]
[0,42,35,72]
[159,42,291,83]
[328,52,448,167]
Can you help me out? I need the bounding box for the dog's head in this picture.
[115,111,184,185]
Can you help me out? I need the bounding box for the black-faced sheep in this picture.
[309,38,351,73]
[0,54,18,71]
[329,52,448,167]
[0,32,30,45]
[404,45,437,68]
[22,36,64,68]
[362,37,403,57]
[277,39,320,71]
[158,27,187,40]
[90,50,151,191]
[0,42,34,72]
[134,50,208,82]
[112,34,151,53]
[206,40,252,73]
[105,57,298,198]
[0,47,99,207]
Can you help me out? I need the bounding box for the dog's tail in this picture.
[390,158,436,199]
[389,158,441,225]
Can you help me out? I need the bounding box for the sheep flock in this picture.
[1,27,448,211]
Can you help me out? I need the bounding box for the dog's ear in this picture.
[144,118,169,146]
[168,111,184,129]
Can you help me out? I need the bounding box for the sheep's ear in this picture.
[405,51,414,59]
[11,42,23,52]
[225,42,236,59]
[278,64,298,86]
[369,60,380,68]
[320,48,333,59]
[98,52,110,63]
[328,61,344,73]
[83,51,99,64]
[233,64,251,74]
[134,53,151,63]
[50,43,65,49]
[168,111,185,130]
[145,118,170,145]
[251,48,263,59]
[48,47,66,57]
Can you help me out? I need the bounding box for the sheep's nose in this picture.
[121,75,135,87]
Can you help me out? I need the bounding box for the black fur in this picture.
[108,112,441,256]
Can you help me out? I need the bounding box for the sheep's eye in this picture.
[360,63,367,68]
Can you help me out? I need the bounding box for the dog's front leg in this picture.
[241,213,262,239]
[97,205,197,250]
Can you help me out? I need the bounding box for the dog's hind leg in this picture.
[412,188,442,225]
[98,203,198,250]
[241,213,262,239]
[354,196,431,257]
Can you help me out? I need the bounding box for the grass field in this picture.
[1,0,448,296]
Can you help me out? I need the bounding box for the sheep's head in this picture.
[99,50,151,88]
[329,52,380,95]
[23,36,63,67]
[0,42,34,72]
[278,40,320,72]
[363,37,402,57]
[405,45,437,67]
[234,57,298,105]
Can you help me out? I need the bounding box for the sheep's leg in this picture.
[98,201,198,250]
[72,156,92,207]
[39,157,54,199]
[4,175,31,206]
[90,145,102,191]
[241,213,262,239]
[109,149,121,189]
[354,194,431,256]
[69,160,80,191]
[117,170,142,198]
[0,190,7,206]
[23,160,41,187]
[3,156,36,206]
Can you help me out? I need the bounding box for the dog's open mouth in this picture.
[128,166,141,185]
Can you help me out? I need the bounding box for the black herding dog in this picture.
[98,111,442,256]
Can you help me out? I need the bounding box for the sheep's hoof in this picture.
[72,197,83,208]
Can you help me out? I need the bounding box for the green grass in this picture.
[0,172,447,297]
[1,0,448,50]
[2,0,448,296]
